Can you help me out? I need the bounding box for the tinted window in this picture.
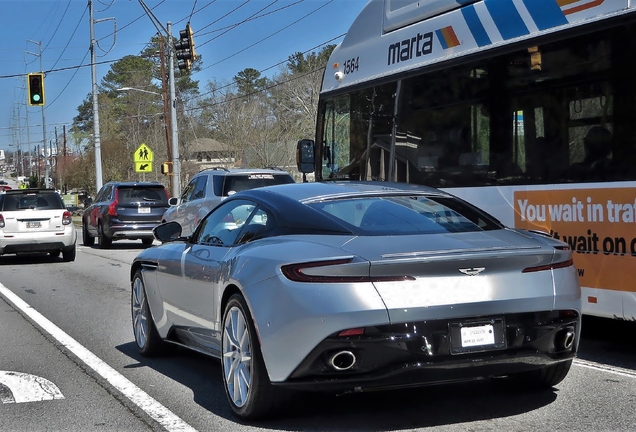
[221,174,294,196]
[2,192,64,211]
[309,195,501,235]
[118,187,168,204]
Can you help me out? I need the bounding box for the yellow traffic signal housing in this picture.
[161,162,173,175]
[175,23,196,71]
[28,73,45,106]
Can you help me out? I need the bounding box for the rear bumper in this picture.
[279,311,580,392]
[105,222,158,240]
[0,229,77,254]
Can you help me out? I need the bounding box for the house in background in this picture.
[184,138,236,170]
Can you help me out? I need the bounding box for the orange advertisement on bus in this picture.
[514,187,636,292]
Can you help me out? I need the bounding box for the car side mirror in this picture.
[153,221,183,243]
[168,197,178,206]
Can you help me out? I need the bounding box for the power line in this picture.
[204,0,333,70]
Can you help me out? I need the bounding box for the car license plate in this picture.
[26,221,41,228]
[460,324,494,347]
[449,318,506,354]
[138,207,151,214]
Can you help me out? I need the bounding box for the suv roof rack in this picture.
[201,167,230,172]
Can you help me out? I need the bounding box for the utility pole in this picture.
[158,36,173,194]
[89,0,103,191]
[26,40,47,188]
[167,22,181,197]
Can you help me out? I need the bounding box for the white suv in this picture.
[162,168,294,236]
[0,188,77,261]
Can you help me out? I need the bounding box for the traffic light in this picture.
[174,23,196,71]
[161,162,173,175]
[27,73,45,106]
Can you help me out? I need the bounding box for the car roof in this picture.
[221,181,459,234]
[105,181,165,187]
[197,167,292,177]
[4,188,58,195]
[237,181,449,203]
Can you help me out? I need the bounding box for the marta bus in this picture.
[297,0,636,320]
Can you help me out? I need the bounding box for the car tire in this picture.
[97,222,112,249]
[141,238,154,246]
[501,359,573,389]
[222,294,284,420]
[62,246,76,262]
[82,220,95,246]
[131,270,166,356]
[49,250,61,258]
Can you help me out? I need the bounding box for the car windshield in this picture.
[220,174,294,196]
[309,195,501,235]
[2,192,65,211]
[117,187,168,204]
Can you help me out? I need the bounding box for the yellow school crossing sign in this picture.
[134,143,154,173]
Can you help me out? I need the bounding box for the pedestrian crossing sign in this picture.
[134,143,154,163]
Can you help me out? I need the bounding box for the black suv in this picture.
[82,181,170,249]
[162,167,295,236]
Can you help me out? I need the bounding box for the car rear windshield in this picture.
[217,174,294,197]
[117,187,169,204]
[308,195,502,235]
[1,192,65,211]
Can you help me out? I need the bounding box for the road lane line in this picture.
[574,358,636,379]
[0,282,197,432]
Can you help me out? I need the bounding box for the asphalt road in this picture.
[1,237,636,431]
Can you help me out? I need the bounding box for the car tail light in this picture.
[522,258,574,273]
[108,189,119,216]
[522,246,574,273]
[281,258,415,283]
[0,214,4,229]
[62,210,72,225]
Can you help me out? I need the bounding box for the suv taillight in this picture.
[0,214,4,229]
[108,189,119,216]
[62,210,72,225]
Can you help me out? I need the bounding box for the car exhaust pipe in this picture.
[329,350,356,371]
[557,327,575,350]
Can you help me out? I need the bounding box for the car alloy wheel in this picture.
[131,276,149,350]
[221,294,284,419]
[131,271,165,356]
[222,304,252,408]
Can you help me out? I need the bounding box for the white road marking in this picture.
[574,358,636,379]
[0,282,197,432]
[0,371,64,403]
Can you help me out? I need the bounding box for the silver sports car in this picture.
[130,181,581,419]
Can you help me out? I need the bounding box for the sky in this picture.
[0,0,369,153]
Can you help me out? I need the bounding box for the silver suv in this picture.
[162,167,294,236]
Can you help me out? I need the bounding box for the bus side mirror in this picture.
[296,139,315,174]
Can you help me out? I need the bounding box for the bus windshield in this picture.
[320,23,632,187]
[308,0,636,320]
